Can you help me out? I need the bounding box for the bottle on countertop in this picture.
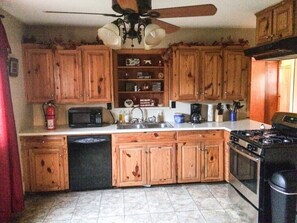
[124,110,130,123]
[156,110,163,123]
[119,110,124,123]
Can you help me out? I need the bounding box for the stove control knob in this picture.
[230,136,239,142]
[247,144,257,152]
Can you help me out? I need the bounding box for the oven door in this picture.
[228,142,261,208]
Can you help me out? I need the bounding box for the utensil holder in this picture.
[230,111,237,121]
[215,110,223,122]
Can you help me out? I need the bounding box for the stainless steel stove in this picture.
[229,112,297,223]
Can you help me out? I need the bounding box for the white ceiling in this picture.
[0,0,281,28]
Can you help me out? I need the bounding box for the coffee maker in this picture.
[190,103,202,123]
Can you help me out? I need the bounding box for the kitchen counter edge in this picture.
[18,119,270,136]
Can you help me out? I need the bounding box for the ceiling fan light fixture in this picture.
[98,23,122,49]
[143,24,165,50]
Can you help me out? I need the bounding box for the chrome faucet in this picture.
[131,107,144,123]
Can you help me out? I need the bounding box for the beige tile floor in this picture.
[9,183,256,223]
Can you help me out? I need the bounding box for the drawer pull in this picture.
[154,133,159,137]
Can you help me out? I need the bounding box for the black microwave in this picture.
[68,107,102,128]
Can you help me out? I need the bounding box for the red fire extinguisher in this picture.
[42,100,56,130]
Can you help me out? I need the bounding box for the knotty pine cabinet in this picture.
[22,45,55,103]
[112,132,176,187]
[22,44,112,103]
[20,135,69,192]
[256,0,296,45]
[171,46,248,101]
[177,131,224,183]
[222,47,251,100]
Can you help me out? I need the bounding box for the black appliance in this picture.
[68,135,112,191]
[229,112,297,223]
[190,103,202,123]
[244,36,297,60]
[68,107,102,128]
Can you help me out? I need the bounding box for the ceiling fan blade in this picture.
[151,4,217,18]
[151,18,180,34]
[116,0,139,13]
[44,11,121,17]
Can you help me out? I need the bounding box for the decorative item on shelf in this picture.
[139,98,156,107]
[124,72,129,79]
[125,82,135,91]
[158,72,164,79]
[158,60,163,66]
[143,59,152,65]
[124,99,134,108]
[137,72,151,79]
[125,58,140,66]
[152,82,162,91]
[140,83,150,91]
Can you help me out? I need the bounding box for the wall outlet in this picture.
[107,103,112,110]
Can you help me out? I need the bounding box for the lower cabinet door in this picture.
[117,144,147,187]
[147,144,176,185]
[201,140,224,182]
[29,148,65,192]
[177,142,201,183]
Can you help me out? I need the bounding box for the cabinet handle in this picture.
[154,133,159,137]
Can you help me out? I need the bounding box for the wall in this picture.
[0,9,32,133]
[26,25,253,125]
[24,25,256,47]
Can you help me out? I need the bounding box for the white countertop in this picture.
[18,119,270,136]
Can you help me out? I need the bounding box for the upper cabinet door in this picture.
[256,10,273,44]
[223,48,251,100]
[273,0,293,40]
[23,48,55,102]
[54,50,83,103]
[201,48,223,100]
[82,47,112,102]
[172,49,199,100]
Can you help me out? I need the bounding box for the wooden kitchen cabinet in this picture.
[23,45,55,103]
[22,44,112,103]
[256,0,296,45]
[171,48,200,100]
[117,144,147,187]
[112,132,176,187]
[54,50,83,103]
[81,46,112,103]
[200,47,223,100]
[177,130,224,183]
[147,144,176,185]
[222,47,251,100]
[20,135,69,192]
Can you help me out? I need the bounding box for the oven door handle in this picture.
[229,143,260,163]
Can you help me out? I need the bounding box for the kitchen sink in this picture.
[117,122,174,129]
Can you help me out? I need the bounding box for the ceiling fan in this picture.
[45,0,217,49]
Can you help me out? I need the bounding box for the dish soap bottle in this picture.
[119,110,124,123]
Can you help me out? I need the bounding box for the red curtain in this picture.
[0,18,24,223]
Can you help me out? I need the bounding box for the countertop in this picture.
[18,119,270,136]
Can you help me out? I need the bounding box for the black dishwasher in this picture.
[67,135,112,191]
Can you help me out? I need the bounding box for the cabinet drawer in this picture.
[21,136,66,148]
[177,130,224,142]
[112,131,177,143]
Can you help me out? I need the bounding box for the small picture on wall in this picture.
[9,57,18,77]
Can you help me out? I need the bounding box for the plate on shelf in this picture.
[158,72,164,79]
[124,99,134,108]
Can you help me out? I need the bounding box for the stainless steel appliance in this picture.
[68,135,112,191]
[229,112,297,223]
[68,107,102,128]
[190,103,202,123]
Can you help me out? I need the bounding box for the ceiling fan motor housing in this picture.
[112,0,152,14]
